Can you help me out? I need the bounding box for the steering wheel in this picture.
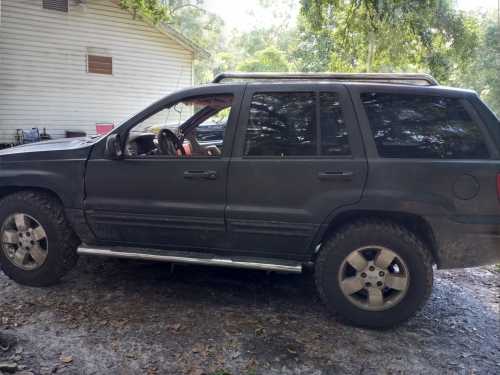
[158,129,186,156]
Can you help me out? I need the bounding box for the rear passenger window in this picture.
[361,93,489,159]
[244,92,316,156]
[320,92,351,156]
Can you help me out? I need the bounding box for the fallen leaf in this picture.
[188,368,204,375]
[255,327,265,337]
[192,343,205,353]
[167,323,181,331]
[287,347,297,354]
[60,355,73,364]
[231,351,240,359]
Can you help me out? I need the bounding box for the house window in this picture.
[42,0,69,12]
[87,55,113,75]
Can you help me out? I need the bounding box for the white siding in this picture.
[0,0,194,142]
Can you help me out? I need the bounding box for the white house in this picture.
[0,0,205,144]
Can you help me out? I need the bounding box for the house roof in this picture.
[157,23,209,59]
[110,0,209,59]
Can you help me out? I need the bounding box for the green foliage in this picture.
[197,0,299,80]
[451,11,500,115]
[119,0,172,24]
[481,23,500,115]
[237,46,291,72]
[118,1,206,25]
[119,0,499,112]
[298,0,480,83]
[167,2,226,82]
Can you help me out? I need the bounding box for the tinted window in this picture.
[244,92,316,156]
[361,93,489,159]
[320,92,350,156]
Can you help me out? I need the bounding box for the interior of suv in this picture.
[125,95,232,157]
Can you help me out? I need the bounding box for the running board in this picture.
[77,245,303,273]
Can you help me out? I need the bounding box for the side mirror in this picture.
[106,133,123,160]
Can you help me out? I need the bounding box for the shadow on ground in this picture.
[0,257,499,374]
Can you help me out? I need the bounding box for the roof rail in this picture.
[212,72,439,86]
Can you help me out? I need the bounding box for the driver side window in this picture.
[125,94,234,158]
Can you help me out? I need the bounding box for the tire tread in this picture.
[0,190,79,286]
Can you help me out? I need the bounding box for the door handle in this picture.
[318,171,354,181]
[183,170,217,180]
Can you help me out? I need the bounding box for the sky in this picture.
[456,0,498,11]
[203,0,300,32]
[203,0,499,31]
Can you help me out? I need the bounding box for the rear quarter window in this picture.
[361,93,490,159]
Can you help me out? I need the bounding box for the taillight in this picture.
[497,174,500,201]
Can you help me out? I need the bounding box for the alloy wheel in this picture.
[1,213,48,271]
[338,246,410,311]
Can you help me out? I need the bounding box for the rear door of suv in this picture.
[225,83,368,260]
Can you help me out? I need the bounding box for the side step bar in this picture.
[77,245,303,273]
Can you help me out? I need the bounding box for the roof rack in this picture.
[212,72,439,86]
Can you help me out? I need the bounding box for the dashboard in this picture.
[125,133,157,156]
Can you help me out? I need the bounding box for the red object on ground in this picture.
[96,123,114,135]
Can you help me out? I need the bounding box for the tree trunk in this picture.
[367,31,376,72]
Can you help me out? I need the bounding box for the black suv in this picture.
[0,73,498,328]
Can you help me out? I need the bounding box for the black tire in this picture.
[0,191,79,286]
[315,219,434,329]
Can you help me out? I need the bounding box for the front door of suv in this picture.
[225,83,368,260]
[84,85,244,251]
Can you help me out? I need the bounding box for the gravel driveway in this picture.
[0,257,499,375]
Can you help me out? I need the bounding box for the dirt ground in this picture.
[0,257,498,375]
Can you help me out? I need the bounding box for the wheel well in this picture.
[317,210,439,265]
[0,186,64,205]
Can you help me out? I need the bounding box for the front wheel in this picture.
[0,191,79,286]
[315,220,434,329]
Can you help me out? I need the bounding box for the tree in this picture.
[166,3,226,83]
[117,0,499,114]
[452,10,500,114]
[118,0,206,24]
[236,46,291,72]
[119,0,172,24]
[298,0,480,83]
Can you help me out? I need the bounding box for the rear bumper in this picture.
[429,216,500,269]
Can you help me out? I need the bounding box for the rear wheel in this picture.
[0,191,79,286]
[315,220,433,328]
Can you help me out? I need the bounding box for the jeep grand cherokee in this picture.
[0,72,498,328]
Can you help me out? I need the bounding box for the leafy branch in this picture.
[119,0,204,24]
